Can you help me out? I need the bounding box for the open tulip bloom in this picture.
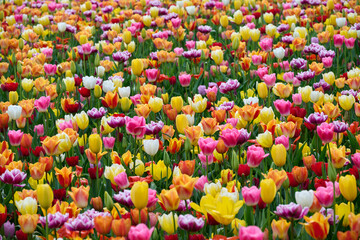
[1,0,360,239]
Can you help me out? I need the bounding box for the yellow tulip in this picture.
[148,97,163,113]
[256,130,273,148]
[260,179,276,204]
[175,114,189,134]
[171,96,184,113]
[130,181,148,209]
[131,59,144,76]
[74,111,89,130]
[158,212,178,234]
[257,82,268,99]
[120,97,132,112]
[37,184,53,210]
[271,144,287,167]
[211,49,224,65]
[339,95,355,111]
[89,134,102,154]
[335,202,354,226]
[9,91,18,105]
[123,30,132,45]
[264,13,273,23]
[339,175,357,202]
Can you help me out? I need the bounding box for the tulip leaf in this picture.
[346,130,360,154]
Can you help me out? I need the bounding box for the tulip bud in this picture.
[70,61,76,73]
[232,37,240,50]
[141,28,147,39]
[65,70,72,78]
[94,54,100,67]
[185,138,191,152]
[123,30,132,45]
[17,62,22,74]
[18,38,24,49]
[104,191,114,211]
[163,150,170,166]
[9,91,18,105]
[327,162,337,182]
[94,85,102,98]
[91,197,103,211]
[89,134,102,154]
[231,150,239,172]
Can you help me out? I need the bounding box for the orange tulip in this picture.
[55,167,73,188]
[292,166,308,184]
[201,118,218,136]
[322,103,340,119]
[184,126,202,146]
[130,208,148,225]
[20,134,32,149]
[158,188,180,211]
[85,149,108,165]
[162,125,175,140]
[348,213,360,235]
[263,169,288,190]
[167,138,182,154]
[19,214,39,234]
[237,104,261,122]
[101,91,119,109]
[94,215,113,235]
[280,121,297,138]
[140,84,157,96]
[302,212,330,240]
[68,186,90,208]
[38,156,53,172]
[178,160,195,176]
[337,231,358,240]
[29,162,46,180]
[134,104,151,118]
[111,218,132,237]
[173,174,198,200]
[42,136,61,156]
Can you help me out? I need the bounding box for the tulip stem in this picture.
[290,220,294,240]
[224,224,228,236]
[46,212,49,240]
[267,204,271,236]
[205,155,208,177]
[249,167,253,186]
[139,209,141,225]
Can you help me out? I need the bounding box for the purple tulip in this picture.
[107,116,125,128]
[65,214,94,231]
[40,213,69,229]
[274,202,309,220]
[332,121,348,133]
[3,221,15,238]
[114,190,134,207]
[238,128,251,145]
[219,79,240,94]
[178,214,205,232]
[112,51,131,63]
[87,107,107,119]
[145,121,164,135]
[304,112,328,125]
[0,169,27,186]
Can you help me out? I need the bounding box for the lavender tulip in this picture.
[178,214,205,232]
[274,202,309,220]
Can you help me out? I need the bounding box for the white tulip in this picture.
[118,86,131,98]
[143,139,159,156]
[57,22,66,32]
[185,6,196,15]
[7,105,22,121]
[310,91,323,103]
[336,17,346,28]
[295,190,314,208]
[16,197,38,215]
[97,66,105,78]
[102,80,115,93]
[82,76,97,89]
[186,114,195,126]
[273,47,285,59]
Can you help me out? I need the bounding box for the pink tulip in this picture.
[274,99,291,116]
[226,118,239,128]
[322,57,333,68]
[279,61,290,71]
[259,38,273,52]
[324,181,340,198]
[256,67,268,80]
[345,37,355,49]
[293,77,301,87]
[198,152,214,166]
[114,172,129,189]
[145,69,159,83]
[316,122,334,144]
[185,40,196,50]
[179,73,192,87]
[171,18,181,29]
[252,55,262,65]
[198,137,218,155]
[8,130,23,146]
[130,94,142,105]
[292,93,302,105]
[314,186,333,207]
[125,116,146,139]
[239,226,264,240]
[351,152,360,169]
[34,96,51,113]
[275,136,289,150]
[242,186,261,206]
[194,176,209,192]
[103,137,115,150]
[81,43,92,55]
[147,189,158,209]
[174,47,184,56]
[283,72,294,83]
[34,124,44,136]
[262,73,276,87]
[247,145,269,168]
[333,34,345,48]
[44,64,57,76]
[128,224,154,240]
[220,128,241,148]
[245,15,254,23]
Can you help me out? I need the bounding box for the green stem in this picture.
[46,212,49,240]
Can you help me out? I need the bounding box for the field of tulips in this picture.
[1,0,360,239]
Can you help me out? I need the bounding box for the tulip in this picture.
[159,212,178,234]
[37,184,53,210]
[7,105,22,121]
[173,174,197,200]
[148,97,163,113]
[303,212,330,240]
[16,197,37,215]
[178,214,204,232]
[114,172,129,189]
[143,139,159,156]
[198,137,218,155]
[339,175,357,202]
[74,111,89,130]
[34,96,51,113]
[131,181,148,210]
[55,167,73,188]
[112,218,131,237]
[317,122,334,144]
[256,130,273,148]
[239,226,264,240]
[339,95,355,111]
[8,130,23,146]
[89,134,102,154]
[159,188,180,211]
[242,186,261,206]
[68,186,90,208]
[247,145,269,168]
[94,215,112,235]
[211,49,223,65]
[18,214,39,234]
[271,144,287,167]
[260,179,276,204]
[128,223,154,240]
[131,59,144,76]
[295,190,314,208]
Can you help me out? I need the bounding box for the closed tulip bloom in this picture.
[118,86,131,98]
[159,212,178,234]
[74,111,89,130]
[128,223,154,240]
[19,214,39,234]
[220,128,241,148]
[271,144,287,167]
[295,190,314,208]
[143,139,159,156]
[339,175,357,202]
[37,184,53,210]
[34,96,51,112]
[247,145,269,168]
[131,59,144,76]
[94,215,113,235]
[256,130,273,148]
[178,214,204,232]
[211,49,223,65]
[8,130,23,146]
[131,181,148,209]
[55,167,73,188]
[303,212,330,240]
[175,114,189,134]
[114,172,129,189]
[316,122,334,144]
[273,47,285,60]
[112,218,132,237]
[148,97,163,113]
[314,186,333,207]
[260,179,276,204]
[239,226,264,240]
[241,186,261,206]
[335,202,354,227]
[257,82,268,99]
[159,188,180,211]
[171,96,184,113]
[7,105,22,121]
[198,137,218,155]
[89,134,102,154]
[68,186,90,208]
